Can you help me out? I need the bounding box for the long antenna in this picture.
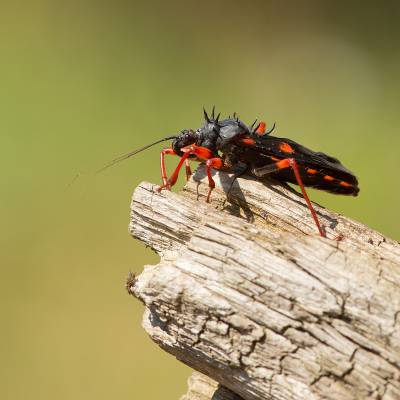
[96,136,176,174]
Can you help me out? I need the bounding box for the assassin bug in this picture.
[99,107,359,238]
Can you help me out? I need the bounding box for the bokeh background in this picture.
[2,1,400,399]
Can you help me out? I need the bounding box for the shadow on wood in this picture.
[128,166,400,400]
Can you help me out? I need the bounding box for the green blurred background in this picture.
[1,1,400,399]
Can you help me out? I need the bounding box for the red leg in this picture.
[157,151,191,191]
[288,159,326,237]
[253,158,326,238]
[185,159,192,181]
[205,158,223,202]
[160,148,177,187]
[157,144,216,194]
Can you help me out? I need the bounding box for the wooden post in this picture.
[127,166,400,400]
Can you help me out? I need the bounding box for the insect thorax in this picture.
[172,118,250,157]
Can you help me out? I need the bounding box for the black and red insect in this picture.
[99,108,359,238]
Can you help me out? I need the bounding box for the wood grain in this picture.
[128,166,400,400]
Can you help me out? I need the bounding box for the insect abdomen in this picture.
[274,166,359,196]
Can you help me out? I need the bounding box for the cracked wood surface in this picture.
[128,166,400,400]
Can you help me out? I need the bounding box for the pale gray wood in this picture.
[180,372,243,400]
[180,372,218,400]
[128,166,400,400]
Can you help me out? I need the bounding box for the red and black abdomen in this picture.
[273,163,359,196]
[240,136,360,196]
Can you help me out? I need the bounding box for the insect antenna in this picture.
[96,136,177,174]
[250,119,258,129]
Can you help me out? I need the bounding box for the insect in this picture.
[99,108,359,238]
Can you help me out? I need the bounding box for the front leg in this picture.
[157,145,214,192]
[160,148,178,187]
[157,150,191,192]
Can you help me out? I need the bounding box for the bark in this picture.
[128,166,400,400]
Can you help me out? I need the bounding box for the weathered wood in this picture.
[180,372,243,400]
[128,166,400,400]
[180,372,218,400]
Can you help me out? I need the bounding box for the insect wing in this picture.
[244,136,359,195]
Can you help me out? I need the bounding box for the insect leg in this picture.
[185,159,192,181]
[158,145,213,192]
[226,164,249,198]
[158,151,191,191]
[181,145,219,201]
[253,158,326,238]
[160,148,178,186]
[205,158,223,202]
[287,159,325,237]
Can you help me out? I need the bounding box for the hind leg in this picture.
[253,158,326,238]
